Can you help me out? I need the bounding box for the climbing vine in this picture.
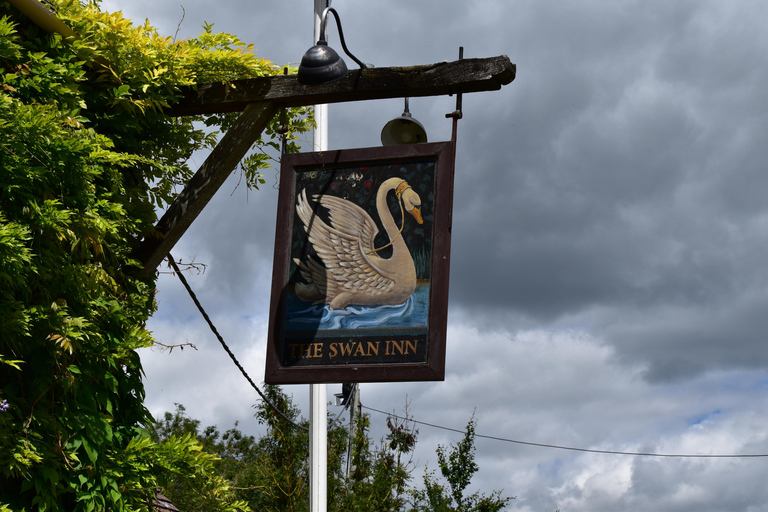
[0,1,310,510]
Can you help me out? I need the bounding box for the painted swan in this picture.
[293,177,423,310]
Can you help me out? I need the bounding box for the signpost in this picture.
[265,141,455,384]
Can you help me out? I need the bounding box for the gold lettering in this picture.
[317,340,411,358]
[289,343,317,359]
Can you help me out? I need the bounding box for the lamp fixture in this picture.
[380,98,428,146]
[297,7,367,85]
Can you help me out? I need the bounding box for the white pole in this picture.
[309,384,327,512]
[313,1,329,153]
[309,1,328,511]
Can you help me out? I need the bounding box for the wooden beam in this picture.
[167,55,515,116]
[133,102,278,272]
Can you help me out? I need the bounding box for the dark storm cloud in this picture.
[422,0,768,380]
[597,293,768,382]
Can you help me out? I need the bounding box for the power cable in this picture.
[361,404,768,459]
[166,253,308,431]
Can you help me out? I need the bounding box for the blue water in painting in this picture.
[286,284,429,332]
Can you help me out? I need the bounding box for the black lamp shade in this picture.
[297,41,349,85]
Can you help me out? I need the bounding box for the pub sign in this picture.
[265,141,455,384]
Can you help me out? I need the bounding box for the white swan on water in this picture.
[293,177,423,310]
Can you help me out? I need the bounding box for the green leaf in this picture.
[81,437,98,464]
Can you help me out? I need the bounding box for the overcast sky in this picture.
[102,1,768,510]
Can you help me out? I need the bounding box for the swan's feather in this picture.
[295,189,394,297]
[314,194,378,253]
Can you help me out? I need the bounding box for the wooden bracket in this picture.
[133,102,277,272]
[134,55,515,272]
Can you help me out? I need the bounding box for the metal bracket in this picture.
[446,47,464,145]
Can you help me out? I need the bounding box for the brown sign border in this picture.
[265,141,455,384]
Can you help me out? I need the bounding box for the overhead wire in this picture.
[166,253,309,431]
[361,404,768,459]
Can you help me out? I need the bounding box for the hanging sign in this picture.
[264,141,455,384]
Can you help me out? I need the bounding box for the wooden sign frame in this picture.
[265,141,455,384]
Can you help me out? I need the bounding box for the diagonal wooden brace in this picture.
[133,102,278,272]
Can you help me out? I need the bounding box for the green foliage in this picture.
[0,0,309,510]
[409,418,513,512]
[153,388,420,512]
[152,394,312,512]
[334,412,417,512]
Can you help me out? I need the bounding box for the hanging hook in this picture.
[446,47,464,121]
[446,47,464,144]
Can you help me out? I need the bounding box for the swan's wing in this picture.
[314,194,378,253]
[295,189,395,296]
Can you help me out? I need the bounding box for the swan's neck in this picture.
[376,178,407,246]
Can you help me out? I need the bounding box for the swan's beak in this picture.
[408,206,423,224]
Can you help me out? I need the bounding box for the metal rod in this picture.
[446,46,464,121]
[319,7,367,69]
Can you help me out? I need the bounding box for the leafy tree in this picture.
[0,1,308,510]
[409,417,513,512]
[152,386,419,512]
[151,393,515,512]
[335,409,418,512]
